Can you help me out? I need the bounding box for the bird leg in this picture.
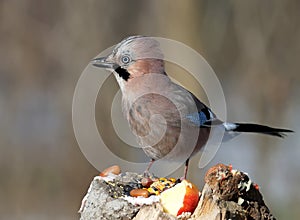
[143,158,155,177]
[181,158,190,180]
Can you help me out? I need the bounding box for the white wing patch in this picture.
[223,122,238,130]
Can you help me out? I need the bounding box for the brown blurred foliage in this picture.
[0,0,299,219]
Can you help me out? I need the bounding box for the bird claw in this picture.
[143,170,151,178]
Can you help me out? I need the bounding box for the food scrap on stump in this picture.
[79,164,276,220]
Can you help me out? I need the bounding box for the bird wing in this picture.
[185,107,223,127]
[182,87,223,128]
[159,81,223,128]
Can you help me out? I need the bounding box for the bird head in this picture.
[91,36,165,90]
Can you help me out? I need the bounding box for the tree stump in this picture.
[79,164,275,220]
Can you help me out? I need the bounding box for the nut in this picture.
[130,189,150,198]
[99,165,121,177]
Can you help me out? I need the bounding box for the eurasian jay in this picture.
[92,36,293,179]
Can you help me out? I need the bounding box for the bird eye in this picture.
[121,55,131,64]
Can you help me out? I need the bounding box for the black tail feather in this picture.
[232,123,294,138]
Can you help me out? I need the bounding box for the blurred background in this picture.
[0,0,299,219]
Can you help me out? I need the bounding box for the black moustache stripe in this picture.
[114,66,130,81]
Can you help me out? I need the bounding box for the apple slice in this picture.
[160,180,200,216]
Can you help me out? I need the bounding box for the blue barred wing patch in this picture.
[186,111,209,126]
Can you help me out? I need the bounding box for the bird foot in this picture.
[179,176,186,181]
[143,170,152,178]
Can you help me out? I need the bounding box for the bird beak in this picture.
[91,57,116,69]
